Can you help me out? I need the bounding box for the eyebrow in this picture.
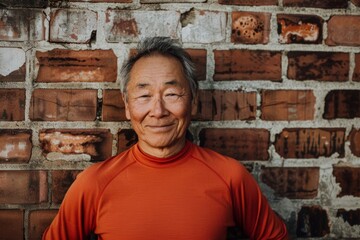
[135,80,181,88]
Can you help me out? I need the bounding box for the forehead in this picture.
[128,54,188,88]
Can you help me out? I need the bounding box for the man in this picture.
[43,37,288,239]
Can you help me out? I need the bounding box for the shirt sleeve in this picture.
[42,170,98,240]
[231,164,289,240]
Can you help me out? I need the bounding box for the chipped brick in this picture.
[30,89,97,121]
[214,49,281,81]
[0,210,24,240]
[0,89,25,121]
[50,9,97,43]
[102,90,127,121]
[51,170,82,203]
[231,12,270,44]
[326,15,360,46]
[333,166,360,197]
[277,14,323,44]
[39,129,112,161]
[219,0,277,5]
[117,129,138,153]
[261,90,315,121]
[349,128,360,157]
[192,89,256,121]
[36,49,117,83]
[336,209,360,226]
[261,167,319,199]
[275,128,345,159]
[29,210,58,240]
[283,0,348,8]
[0,129,32,163]
[199,128,270,161]
[0,48,26,82]
[287,51,348,81]
[297,206,330,237]
[323,90,360,119]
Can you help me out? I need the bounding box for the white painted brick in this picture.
[0,48,25,76]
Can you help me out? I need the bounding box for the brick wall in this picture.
[0,0,360,239]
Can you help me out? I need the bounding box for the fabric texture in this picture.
[43,141,288,240]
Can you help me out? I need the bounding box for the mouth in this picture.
[146,124,174,132]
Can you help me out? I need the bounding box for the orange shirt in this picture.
[43,141,288,240]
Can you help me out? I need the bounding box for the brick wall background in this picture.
[0,0,360,239]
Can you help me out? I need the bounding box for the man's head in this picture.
[120,37,197,157]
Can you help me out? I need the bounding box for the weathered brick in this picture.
[0,0,48,7]
[231,12,270,44]
[29,210,58,240]
[0,170,47,204]
[0,129,32,163]
[182,10,227,43]
[117,129,138,153]
[30,89,97,121]
[70,0,131,1]
[0,48,26,82]
[214,49,282,81]
[219,0,277,5]
[0,9,45,41]
[277,14,323,44]
[354,53,360,82]
[323,90,360,119]
[39,129,112,161]
[261,167,319,199]
[333,166,360,197]
[0,89,25,121]
[297,206,330,237]
[283,0,348,8]
[192,89,256,121]
[51,170,82,204]
[105,10,180,42]
[142,0,204,2]
[287,51,348,81]
[275,128,345,159]
[199,128,270,161]
[36,49,117,83]
[261,90,315,121]
[349,128,360,157]
[50,9,97,43]
[352,0,360,6]
[0,210,24,240]
[185,49,207,80]
[102,90,127,121]
[326,15,360,46]
[336,209,360,226]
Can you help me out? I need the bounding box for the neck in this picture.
[138,139,187,158]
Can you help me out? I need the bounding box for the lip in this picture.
[146,124,175,132]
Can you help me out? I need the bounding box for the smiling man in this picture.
[43,37,288,240]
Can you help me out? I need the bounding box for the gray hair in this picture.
[120,37,198,99]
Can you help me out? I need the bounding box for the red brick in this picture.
[0,89,25,121]
[336,208,360,226]
[261,90,315,121]
[1,0,48,7]
[326,15,360,46]
[0,210,24,240]
[283,0,348,8]
[51,170,82,204]
[261,167,319,199]
[192,89,256,121]
[287,51,348,81]
[199,128,270,161]
[353,53,360,82]
[219,0,277,5]
[30,89,97,121]
[275,128,345,159]
[0,9,45,41]
[333,166,360,197]
[29,210,58,240]
[0,48,26,82]
[214,49,281,81]
[231,12,271,44]
[117,129,138,153]
[349,128,360,157]
[102,90,127,121]
[70,0,131,1]
[352,0,360,6]
[0,130,32,163]
[297,206,330,237]
[50,9,97,43]
[277,14,323,44]
[323,90,360,119]
[0,170,47,204]
[36,49,117,83]
[185,49,207,80]
[39,129,112,161]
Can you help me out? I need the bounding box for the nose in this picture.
[150,96,169,118]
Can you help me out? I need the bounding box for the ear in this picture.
[122,93,131,120]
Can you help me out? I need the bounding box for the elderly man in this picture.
[43,37,288,240]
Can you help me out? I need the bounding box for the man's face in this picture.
[124,54,192,157]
